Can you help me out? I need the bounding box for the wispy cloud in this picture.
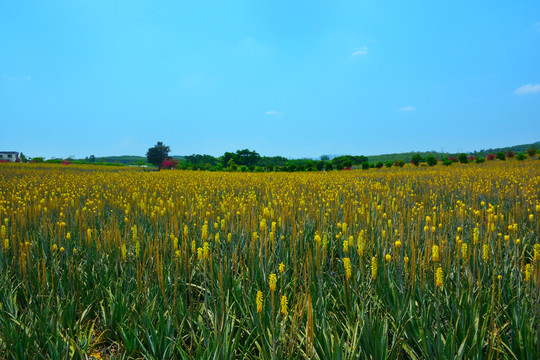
[398,106,416,112]
[352,46,368,56]
[266,110,284,117]
[514,84,540,95]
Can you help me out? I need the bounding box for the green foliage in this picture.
[516,153,526,161]
[411,155,423,166]
[384,161,393,168]
[458,153,468,164]
[527,147,537,157]
[442,157,452,166]
[375,161,384,168]
[496,152,506,161]
[361,162,370,170]
[475,157,485,164]
[426,156,437,166]
[146,141,170,167]
[394,160,405,167]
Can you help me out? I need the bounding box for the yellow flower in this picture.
[203,242,210,260]
[66,232,71,240]
[256,291,263,314]
[52,244,58,252]
[461,243,468,260]
[60,247,64,253]
[435,267,443,288]
[343,258,352,280]
[534,244,540,262]
[3,238,9,251]
[191,240,196,255]
[432,245,439,262]
[73,248,77,254]
[197,247,203,261]
[385,254,391,262]
[269,273,277,292]
[121,243,127,261]
[342,239,348,253]
[279,262,285,274]
[371,257,378,280]
[280,295,288,316]
[404,256,409,264]
[524,264,532,282]
[482,244,489,262]
[394,240,401,248]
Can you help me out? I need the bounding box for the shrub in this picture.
[324,162,333,171]
[516,153,526,161]
[505,150,515,159]
[411,155,423,166]
[375,161,384,169]
[496,152,505,161]
[475,157,485,164]
[384,161,393,168]
[486,153,496,161]
[527,147,537,158]
[426,156,437,166]
[361,162,370,170]
[442,157,452,166]
[449,156,459,163]
[162,158,179,170]
[458,153,468,164]
[393,160,405,168]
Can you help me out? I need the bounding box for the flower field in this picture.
[0,162,539,359]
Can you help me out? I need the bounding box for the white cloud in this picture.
[398,106,416,112]
[514,84,540,95]
[352,46,368,56]
[266,110,283,117]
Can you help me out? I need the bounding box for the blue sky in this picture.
[1,0,539,159]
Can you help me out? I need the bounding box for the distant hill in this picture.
[366,141,540,164]
[96,155,146,165]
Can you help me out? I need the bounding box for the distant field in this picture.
[0,161,539,359]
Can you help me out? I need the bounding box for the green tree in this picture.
[146,141,170,167]
[426,156,437,166]
[527,147,537,158]
[458,153,468,164]
[411,155,423,166]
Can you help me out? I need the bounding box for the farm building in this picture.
[0,151,19,162]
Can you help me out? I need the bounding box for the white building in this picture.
[0,151,19,162]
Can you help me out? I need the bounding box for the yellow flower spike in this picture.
[197,247,203,261]
[256,291,263,314]
[60,247,64,253]
[432,245,440,262]
[482,244,489,262]
[371,257,378,280]
[342,239,348,253]
[524,264,532,282]
[280,295,288,316]
[394,240,401,248]
[279,262,285,274]
[66,232,71,240]
[404,256,409,264]
[461,243,468,260]
[203,242,210,260]
[269,273,277,292]
[227,233,232,243]
[534,244,540,262]
[436,267,443,288]
[385,254,391,262]
[52,244,58,252]
[121,243,127,261]
[73,248,77,254]
[191,240,196,255]
[343,258,352,280]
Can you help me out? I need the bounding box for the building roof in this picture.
[0,151,19,154]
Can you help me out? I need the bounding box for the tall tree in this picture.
[146,141,170,167]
